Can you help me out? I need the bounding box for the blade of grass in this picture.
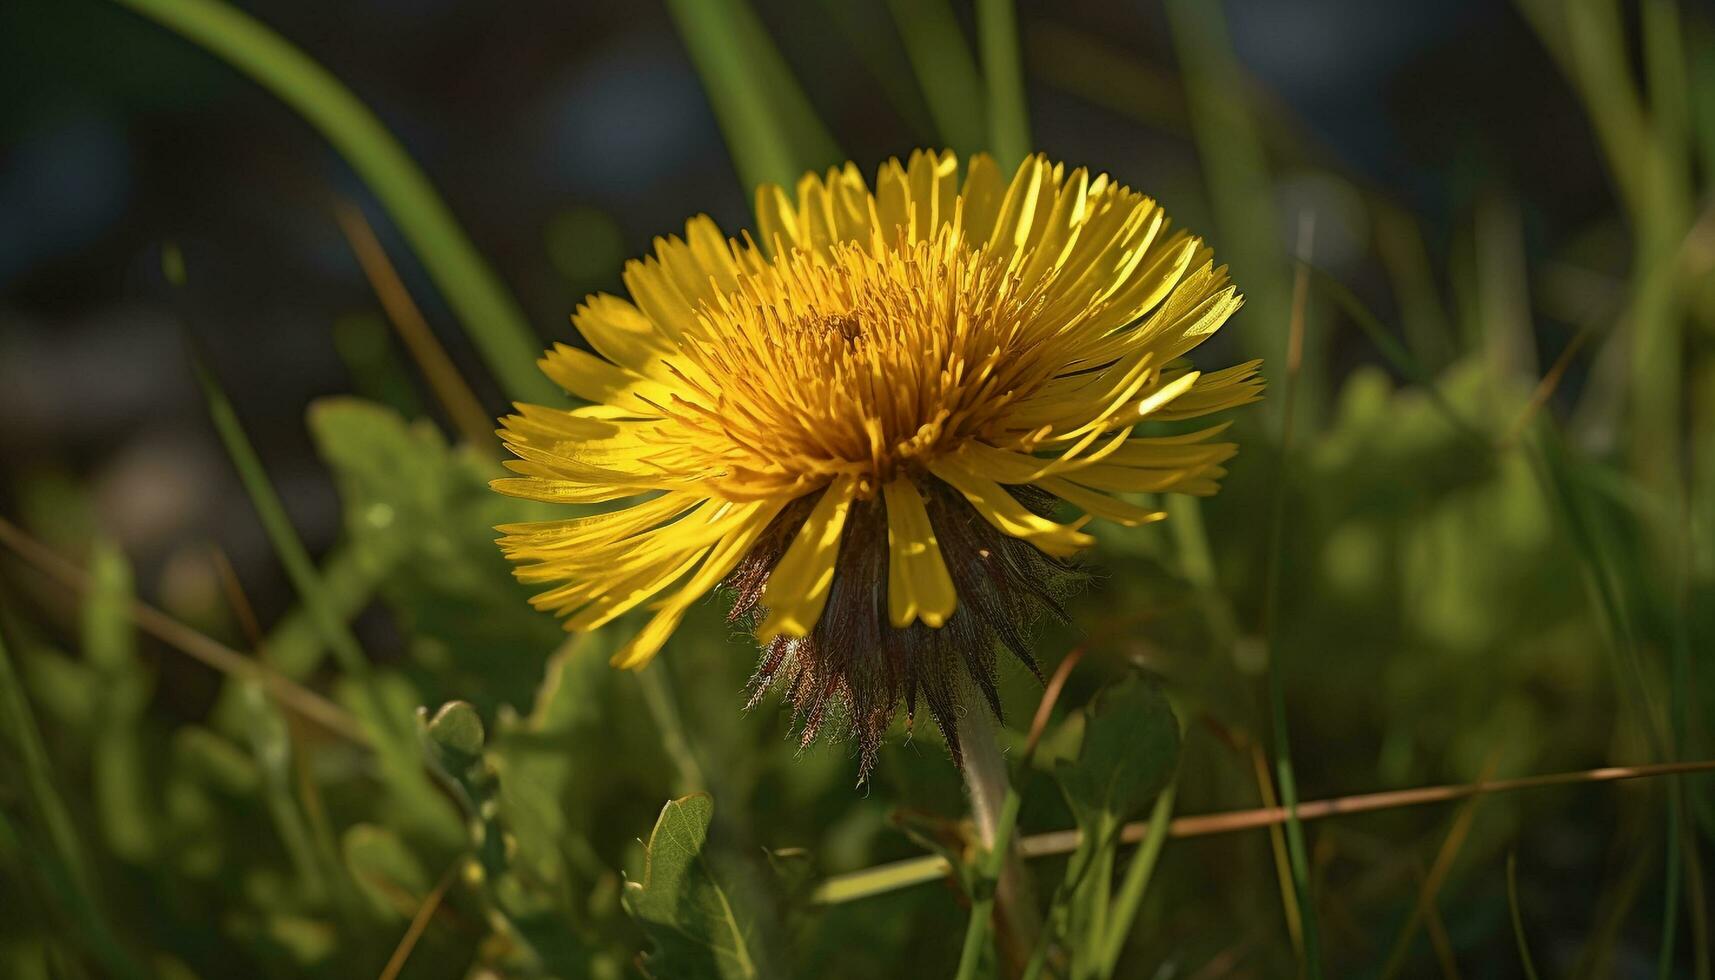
[0,612,94,906]
[1025,24,1187,135]
[887,0,988,156]
[1023,644,1085,757]
[191,355,374,685]
[1660,506,1696,980]
[81,541,159,864]
[1575,847,1652,979]
[1373,202,1456,370]
[1094,783,1177,979]
[111,0,556,403]
[1525,428,1664,752]
[1502,328,1591,448]
[635,661,707,797]
[0,611,147,980]
[813,757,1715,904]
[1380,757,1498,979]
[1662,776,1685,980]
[0,516,364,742]
[1167,494,1240,654]
[1684,811,1711,980]
[1307,265,1489,451]
[1507,853,1544,980]
[665,0,840,195]
[241,681,330,904]
[1642,0,1690,170]
[816,0,937,145]
[379,861,460,980]
[1249,743,1305,963]
[1259,214,1323,977]
[953,786,1024,980]
[1165,0,1300,416]
[1418,867,1463,980]
[1693,21,1715,190]
[187,345,459,845]
[333,201,497,452]
[1518,0,1692,497]
[1472,195,1539,398]
[975,0,1030,170]
[211,547,365,925]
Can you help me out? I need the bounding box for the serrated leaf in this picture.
[308,398,562,712]
[415,699,594,975]
[1054,673,1180,833]
[625,795,768,980]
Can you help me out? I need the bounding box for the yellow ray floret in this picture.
[493,150,1262,668]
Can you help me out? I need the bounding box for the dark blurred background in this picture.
[0,0,1614,631]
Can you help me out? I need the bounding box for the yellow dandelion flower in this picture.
[494,150,1262,773]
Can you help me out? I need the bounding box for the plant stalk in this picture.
[957,707,1040,978]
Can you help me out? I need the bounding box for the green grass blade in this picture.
[1660,525,1694,980]
[816,0,938,145]
[111,0,557,404]
[190,349,462,847]
[1520,0,1691,497]
[1372,204,1456,370]
[1308,265,1490,451]
[887,0,988,156]
[1259,226,1323,978]
[1165,0,1301,418]
[975,0,1031,170]
[1096,783,1177,978]
[1507,853,1544,980]
[0,615,147,980]
[191,356,372,684]
[0,616,95,914]
[82,543,159,864]
[1662,779,1685,980]
[666,0,841,196]
[1642,0,1690,168]
[259,544,381,679]
[953,787,1023,980]
[1692,21,1715,189]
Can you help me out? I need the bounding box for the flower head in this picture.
[495,151,1261,775]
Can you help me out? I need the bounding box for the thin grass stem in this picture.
[112,0,556,403]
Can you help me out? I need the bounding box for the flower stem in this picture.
[955,707,1039,978]
[959,707,1010,847]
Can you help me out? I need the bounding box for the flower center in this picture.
[663,230,1075,499]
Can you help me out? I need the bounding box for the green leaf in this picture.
[82,541,158,862]
[625,795,768,980]
[309,397,562,712]
[419,699,486,800]
[416,699,596,975]
[886,0,987,156]
[1054,673,1180,833]
[975,0,1031,170]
